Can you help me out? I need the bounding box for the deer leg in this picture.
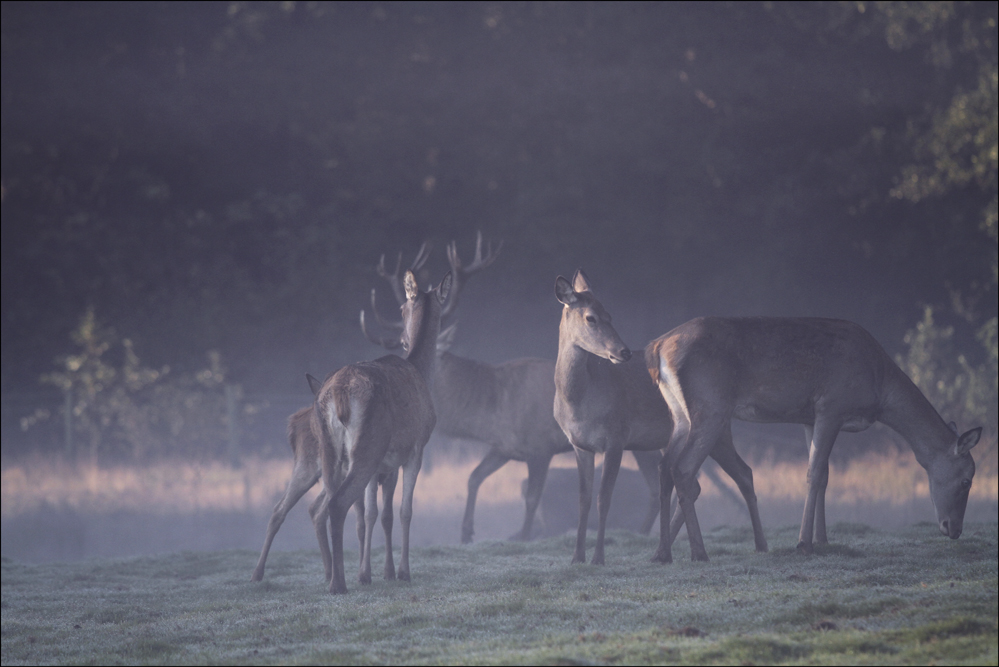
[512,456,551,542]
[381,469,398,580]
[593,448,623,565]
[359,479,379,585]
[353,496,365,570]
[325,462,376,594]
[327,495,351,595]
[397,446,425,583]
[651,452,675,563]
[815,487,828,545]
[631,449,662,535]
[798,420,839,553]
[308,488,332,583]
[668,490,685,544]
[461,449,510,544]
[709,423,768,553]
[802,425,829,545]
[672,419,721,562]
[251,463,321,581]
[655,409,691,563]
[572,447,596,564]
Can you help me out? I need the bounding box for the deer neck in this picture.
[878,364,955,466]
[555,321,611,406]
[405,304,441,389]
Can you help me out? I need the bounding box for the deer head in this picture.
[555,270,632,363]
[360,231,502,350]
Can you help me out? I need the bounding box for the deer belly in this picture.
[733,402,813,424]
[562,419,625,454]
[839,415,876,432]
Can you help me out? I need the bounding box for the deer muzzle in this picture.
[939,518,962,539]
[613,347,632,363]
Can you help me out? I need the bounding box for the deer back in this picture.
[434,353,570,458]
[647,316,887,426]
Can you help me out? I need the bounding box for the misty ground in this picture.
[6,490,997,567]
[4,442,996,567]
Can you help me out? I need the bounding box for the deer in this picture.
[360,235,665,544]
[250,402,400,585]
[553,270,769,565]
[310,269,451,594]
[251,405,327,582]
[645,316,982,558]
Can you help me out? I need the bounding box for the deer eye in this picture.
[961,478,972,490]
[585,315,597,324]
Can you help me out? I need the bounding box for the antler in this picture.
[359,310,403,350]
[363,242,433,350]
[367,288,404,331]
[442,231,503,321]
[362,233,501,350]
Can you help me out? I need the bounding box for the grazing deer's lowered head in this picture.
[927,421,979,539]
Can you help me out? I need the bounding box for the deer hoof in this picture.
[796,540,814,555]
[650,550,672,564]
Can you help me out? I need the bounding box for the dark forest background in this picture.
[2,1,996,463]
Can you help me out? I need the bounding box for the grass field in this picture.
[2,521,996,665]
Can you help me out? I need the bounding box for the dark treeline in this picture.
[2,2,996,460]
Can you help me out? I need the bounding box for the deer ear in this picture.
[954,427,981,456]
[572,269,592,294]
[555,276,578,306]
[404,271,420,301]
[306,373,323,397]
[436,271,452,304]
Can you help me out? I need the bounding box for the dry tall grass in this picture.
[3,445,996,519]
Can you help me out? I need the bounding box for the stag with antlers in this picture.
[308,269,450,594]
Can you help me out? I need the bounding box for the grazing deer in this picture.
[645,316,982,557]
[554,271,768,564]
[361,235,665,543]
[311,269,451,594]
